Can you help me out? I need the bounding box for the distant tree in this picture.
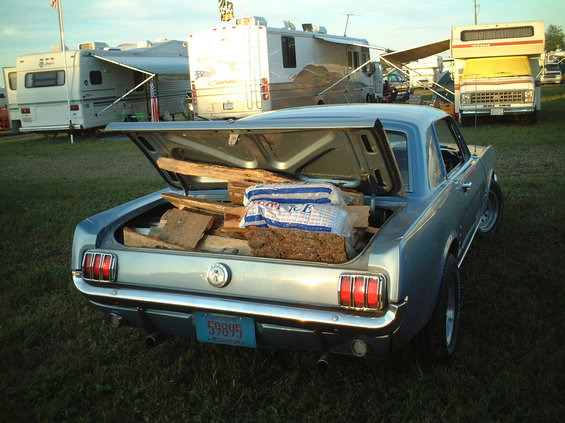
[546,24,564,52]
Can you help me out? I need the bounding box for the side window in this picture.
[24,70,65,88]
[89,70,102,85]
[8,72,17,90]
[387,131,410,189]
[433,118,469,175]
[281,36,296,68]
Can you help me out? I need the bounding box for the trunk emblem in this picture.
[206,263,231,288]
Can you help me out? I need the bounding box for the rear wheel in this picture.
[416,254,461,364]
[477,180,504,238]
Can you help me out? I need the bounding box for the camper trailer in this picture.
[188,17,382,120]
[5,40,191,134]
[451,21,545,125]
[405,55,443,88]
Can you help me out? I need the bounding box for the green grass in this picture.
[1,87,564,423]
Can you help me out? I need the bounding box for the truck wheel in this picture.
[416,254,460,364]
[477,180,504,238]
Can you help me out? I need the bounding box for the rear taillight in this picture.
[82,252,117,283]
[338,274,387,310]
[21,108,31,114]
[70,104,79,111]
[262,78,270,101]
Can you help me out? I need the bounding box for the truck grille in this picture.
[471,91,524,104]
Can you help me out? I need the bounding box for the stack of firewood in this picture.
[123,157,375,263]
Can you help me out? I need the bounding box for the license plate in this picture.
[490,108,504,116]
[223,102,234,110]
[193,311,256,348]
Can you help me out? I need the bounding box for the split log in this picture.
[158,208,215,248]
[161,192,236,214]
[196,235,251,255]
[123,227,195,250]
[157,157,294,185]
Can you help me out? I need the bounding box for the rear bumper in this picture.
[73,274,406,357]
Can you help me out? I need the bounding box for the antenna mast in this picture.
[343,13,360,36]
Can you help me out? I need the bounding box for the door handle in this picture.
[459,182,472,192]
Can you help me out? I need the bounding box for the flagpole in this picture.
[56,0,74,143]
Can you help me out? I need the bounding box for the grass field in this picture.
[1,86,564,423]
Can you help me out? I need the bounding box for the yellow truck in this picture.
[451,21,545,125]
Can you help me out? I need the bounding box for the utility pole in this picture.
[474,0,478,25]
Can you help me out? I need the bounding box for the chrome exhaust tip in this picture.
[316,352,334,372]
[108,312,127,328]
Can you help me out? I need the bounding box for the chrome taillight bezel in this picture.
[338,274,387,311]
[82,252,117,283]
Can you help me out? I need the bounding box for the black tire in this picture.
[477,180,504,238]
[416,254,461,365]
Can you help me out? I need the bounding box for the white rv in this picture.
[451,21,545,125]
[405,55,443,88]
[188,17,382,120]
[4,40,191,134]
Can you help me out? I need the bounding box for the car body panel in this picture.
[73,104,497,359]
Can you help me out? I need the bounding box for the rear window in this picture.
[25,70,65,88]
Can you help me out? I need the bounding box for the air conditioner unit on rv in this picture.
[78,42,109,50]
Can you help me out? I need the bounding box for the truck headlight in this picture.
[524,90,534,103]
[461,93,471,105]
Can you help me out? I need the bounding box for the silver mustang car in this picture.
[72,104,503,366]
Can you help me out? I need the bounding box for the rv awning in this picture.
[380,39,450,67]
[91,53,189,76]
[313,33,372,49]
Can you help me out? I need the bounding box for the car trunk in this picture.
[104,110,404,265]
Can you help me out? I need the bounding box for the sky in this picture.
[1,0,564,87]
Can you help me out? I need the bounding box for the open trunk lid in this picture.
[105,104,405,198]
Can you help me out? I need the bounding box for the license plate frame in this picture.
[193,311,256,348]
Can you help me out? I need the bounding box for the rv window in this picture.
[8,72,17,90]
[461,26,534,41]
[348,50,360,69]
[89,71,102,85]
[24,70,65,88]
[281,36,296,68]
[361,51,370,72]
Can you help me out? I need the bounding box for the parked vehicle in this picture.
[3,40,191,134]
[451,20,545,125]
[383,72,412,102]
[405,55,442,88]
[72,104,503,366]
[188,17,383,120]
[540,62,562,85]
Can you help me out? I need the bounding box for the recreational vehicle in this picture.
[188,17,383,120]
[5,40,191,134]
[451,21,545,124]
[405,55,443,88]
